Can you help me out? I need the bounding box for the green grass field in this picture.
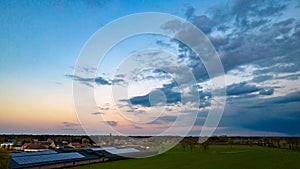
[70,145,300,169]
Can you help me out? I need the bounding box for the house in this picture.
[13,143,22,151]
[68,142,81,148]
[36,141,51,147]
[50,141,64,149]
[0,142,13,150]
[21,143,30,150]
[22,143,48,152]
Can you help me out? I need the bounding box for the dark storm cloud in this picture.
[219,90,300,135]
[128,86,212,109]
[128,82,181,107]
[227,82,260,96]
[178,0,300,78]
[242,118,300,134]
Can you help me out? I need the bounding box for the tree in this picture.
[201,141,209,152]
[219,135,228,142]
[228,138,234,149]
[0,135,5,143]
[0,148,11,169]
[180,139,188,152]
[274,138,281,149]
[13,136,18,145]
[186,138,197,152]
[21,138,33,145]
[82,138,90,147]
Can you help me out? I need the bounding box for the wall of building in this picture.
[23,158,106,169]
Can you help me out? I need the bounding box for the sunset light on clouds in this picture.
[1,0,300,137]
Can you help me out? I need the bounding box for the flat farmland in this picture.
[69,145,300,169]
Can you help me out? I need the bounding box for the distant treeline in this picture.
[0,134,94,145]
[0,134,299,151]
[178,136,300,152]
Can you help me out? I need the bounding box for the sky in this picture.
[0,0,300,136]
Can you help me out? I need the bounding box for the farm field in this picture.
[69,145,300,169]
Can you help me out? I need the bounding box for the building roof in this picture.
[86,146,154,158]
[9,150,101,169]
[88,147,140,155]
[13,152,85,165]
[12,150,57,157]
[69,142,81,147]
[9,146,148,169]
[22,143,30,148]
[23,143,48,150]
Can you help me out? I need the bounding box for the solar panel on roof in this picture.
[13,152,85,165]
[12,150,57,157]
[90,147,116,151]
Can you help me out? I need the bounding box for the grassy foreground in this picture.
[70,145,300,169]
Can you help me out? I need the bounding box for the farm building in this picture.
[9,147,147,169]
